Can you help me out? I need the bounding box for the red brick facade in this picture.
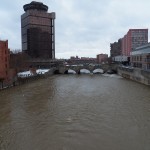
[122,29,148,56]
[0,40,10,80]
[97,54,108,64]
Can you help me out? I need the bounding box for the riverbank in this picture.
[118,66,150,85]
[0,69,54,91]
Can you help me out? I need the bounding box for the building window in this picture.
[140,56,142,61]
[147,64,150,70]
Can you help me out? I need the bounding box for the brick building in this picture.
[0,40,10,81]
[97,54,108,64]
[122,29,148,56]
[21,1,55,59]
[110,29,148,64]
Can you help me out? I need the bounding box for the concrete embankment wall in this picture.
[118,67,150,85]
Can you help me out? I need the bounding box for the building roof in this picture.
[23,1,48,12]
[131,43,150,55]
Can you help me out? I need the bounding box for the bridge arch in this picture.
[54,69,61,74]
[64,69,76,74]
[93,68,104,74]
[80,69,91,74]
[57,64,110,74]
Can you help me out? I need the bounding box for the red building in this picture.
[122,29,148,56]
[0,40,10,81]
[97,54,108,64]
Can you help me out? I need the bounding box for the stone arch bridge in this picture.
[54,64,114,74]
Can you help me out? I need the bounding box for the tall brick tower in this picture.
[21,1,55,59]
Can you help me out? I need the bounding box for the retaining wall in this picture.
[118,67,150,85]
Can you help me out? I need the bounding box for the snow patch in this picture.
[17,69,50,78]
[36,69,50,74]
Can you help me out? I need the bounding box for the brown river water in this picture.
[0,74,150,150]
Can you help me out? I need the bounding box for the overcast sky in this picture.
[0,0,150,58]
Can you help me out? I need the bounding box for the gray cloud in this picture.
[0,0,150,58]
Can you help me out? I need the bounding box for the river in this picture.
[0,74,150,150]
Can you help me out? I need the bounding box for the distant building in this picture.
[110,39,122,58]
[130,43,150,70]
[67,56,96,64]
[110,29,148,64]
[0,40,10,81]
[21,1,56,59]
[112,55,130,66]
[70,56,79,60]
[122,29,148,56]
[97,54,108,64]
[80,57,97,64]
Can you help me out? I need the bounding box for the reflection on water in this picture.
[68,69,76,74]
[68,69,104,74]
[0,75,150,150]
[80,69,90,74]
[93,68,104,74]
